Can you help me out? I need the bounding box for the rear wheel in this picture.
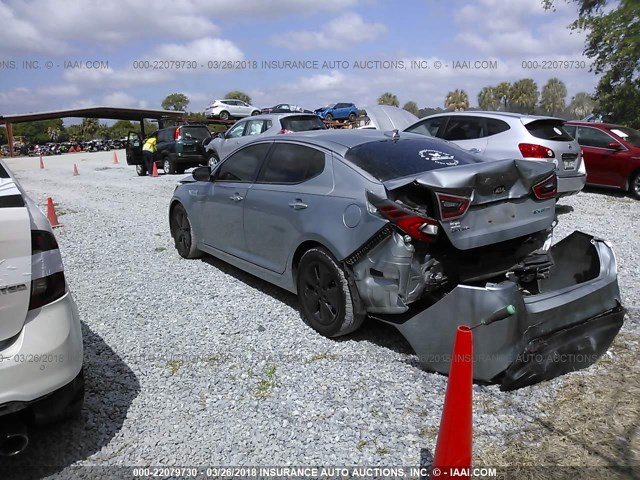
[296,248,365,337]
[630,171,640,200]
[135,165,147,176]
[170,204,202,259]
[219,111,230,121]
[251,110,260,116]
[163,157,176,174]
[348,112,357,122]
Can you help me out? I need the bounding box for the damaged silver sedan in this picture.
[169,130,625,390]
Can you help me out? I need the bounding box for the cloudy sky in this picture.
[0,0,598,116]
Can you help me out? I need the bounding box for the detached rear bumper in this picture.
[381,231,624,389]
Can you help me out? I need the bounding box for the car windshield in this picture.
[345,138,480,182]
[609,126,640,147]
[322,104,336,109]
[280,115,326,132]
[181,127,211,140]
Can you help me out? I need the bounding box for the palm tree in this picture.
[494,82,511,111]
[510,79,539,114]
[444,89,469,111]
[478,86,498,110]
[47,126,60,141]
[80,118,99,140]
[568,92,596,119]
[378,92,399,107]
[540,78,567,116]
[402,101,419,116]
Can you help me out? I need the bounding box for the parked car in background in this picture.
[0,159,84,455]
[204,99,260,120]
[203,113,326,166]
[564,121,640,199]
[261,104,313,114]
[169,130,624,390]
[314,103,359,122]
[405,112,586,197]
[126,124,211,175]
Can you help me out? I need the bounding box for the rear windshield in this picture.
[181,126,211,141]
[525,120,573,141]
[610,126,640,147]
[344,138,480,182]
[0,163,9,178]
[280,115,326,132]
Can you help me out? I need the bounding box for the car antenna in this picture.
[384,129,400,141]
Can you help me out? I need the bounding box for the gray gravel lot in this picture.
[1,151,638,474]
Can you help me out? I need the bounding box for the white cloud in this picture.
[153,38,244,64]
[271,13,386,51]
[102,92,139,107]
[0,2,68,56]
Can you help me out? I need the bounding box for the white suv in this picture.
[204,99,260,120]
[0,159,84,456]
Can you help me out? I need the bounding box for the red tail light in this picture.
[367,192,438,242]
[29,271,66,310]
[519,143,555,159]
[532,173,557,200]
[174,128,181,141]
[435,193,471,220]
[278,129,293,134]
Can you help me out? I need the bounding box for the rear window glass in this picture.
[181,126,211,141]
[260,144,325,184]
[344,138,479,182]
[525,120,573,141]
[280,115,326,132]
[0,163,9,178]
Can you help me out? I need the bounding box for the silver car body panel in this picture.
[362,105,419,131]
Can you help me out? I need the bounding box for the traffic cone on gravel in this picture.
[151,162,159,177]
[46,197,63,228]
[112,151,119,164]
[39,155,44,169]
[431,326,473,479]
[73,164,79,176]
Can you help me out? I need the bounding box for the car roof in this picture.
[233,112,321,122]
[565,121,628,129]
[422,111,564,122]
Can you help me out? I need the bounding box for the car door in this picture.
[197,143,271,259]
[439,116,488,154]
[576,126,625,187]
[243,143,331,273]
[125,131,143,165]
[217,121,248,159]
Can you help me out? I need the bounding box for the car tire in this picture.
[296,248,365,338]
[208,152,220,168]
[219,111,230,121]
[629,171,640,200]
[348,112,357,122]
[324,113,333,122]
[251,110,260,116]
[170,204,203,259]
[163,157,176,174]
[135,165,147,176]
[176,167,185,175]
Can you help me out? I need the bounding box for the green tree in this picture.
[96,123,110,139]
[478,86,499,110]
[543,0,640,127]
[224,90,252,105]
[402,101,419,116]
[494,82,511,111]
[377,92,400,107]
[540,78,567,116]
[66,125,83,142]
[510,79,539,113]
[568,92,596,119]
[80,118,99,140]
[109,120,136,140]
[47,126,61,141]
[161,93,190,111]
[444,89,469,111]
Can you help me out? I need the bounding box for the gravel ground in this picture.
[0,151,638,475]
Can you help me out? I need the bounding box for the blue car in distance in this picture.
[314,102,359,122]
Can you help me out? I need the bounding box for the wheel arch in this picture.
[291,239,342,284]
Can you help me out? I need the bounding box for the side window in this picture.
[406,118,444,137]
[216,143,270,182]
[441,117,486,141]
[563,125,577,139]
[265,120,273,130]
[246,120,264,136]
[577,127,615,149]
[158,129,172,143]
[260,144,325,184]
[334,103,346,109]
[226,122,246,138]
[486,119,510,136]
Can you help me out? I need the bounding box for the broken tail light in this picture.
[532,173,557,200]
[367,192,438,242]
[518,143,555,159]
[435,192,471,220]
[174,128,181,141]
[278,129,293,134]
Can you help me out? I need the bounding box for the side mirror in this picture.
[192,166,211,182]
[608,142,622,150]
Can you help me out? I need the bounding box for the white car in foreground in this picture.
[0,159,84,456]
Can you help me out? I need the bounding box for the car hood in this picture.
[363,105,419,131]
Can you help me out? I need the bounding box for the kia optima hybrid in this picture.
[169,130,624,390]
[0,159,84,456]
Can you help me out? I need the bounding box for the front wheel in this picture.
[170,204,202,259]
[251,110,260,116]
[630,171,640,200]
[163,157,176,174]
[208,152,220,168]
[135,165,147,176]
[324,113,333,122]
[296,248,365,337]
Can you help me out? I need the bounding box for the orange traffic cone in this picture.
[151,161,159,177]
[112,151,119,164]
[73,164,79,176]
[39,155,44,169]
[431,326,473,479]
[46,197,63,228]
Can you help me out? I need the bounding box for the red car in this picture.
[565,121,640,199]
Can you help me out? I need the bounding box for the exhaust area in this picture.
[0,418,29,456]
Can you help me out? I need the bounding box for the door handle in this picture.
[229,194,244,202]
[288,199,308,210]
[469,148,482,153]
